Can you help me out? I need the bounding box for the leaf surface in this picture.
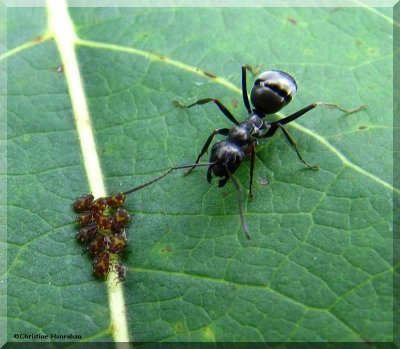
[5,5,394,343]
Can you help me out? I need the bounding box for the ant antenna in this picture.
[123,162,215,195]
[226,169,250,240]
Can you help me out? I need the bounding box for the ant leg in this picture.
[279,125,319,170]
[175,98,240,125]
[207,165,213,183]
[260,122,317,169]
[277,102,365,126]
[261,122,279,138]
[241,65,252,114]
[313,102,366,114]
[248,142,256,199]
[243,64,261,76]
[185,128,230,175]
[226,168,250,240]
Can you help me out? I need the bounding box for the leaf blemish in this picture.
[355,39,363,47]
[32,35,44,43]
[358,125,368,130]
[203,71,217,79]
[287,17,297,25]
[160,245,172,253]
[174,322,185,333]
[367,47,378,56]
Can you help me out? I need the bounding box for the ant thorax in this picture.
[247,113,264,135]
[227,113,264,146]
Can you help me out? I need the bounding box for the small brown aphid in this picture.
[73,194,94,212]
[90,197,108,212]
[76,223,98,244]
[87,234,110,256]
[94,213,113,231]
[112,209,131,231]
[111,225,126,235]
[113,262,127,283]
[108,234,128,254]
[106,192,127,207]
[113,228,127,238]
[75,212,94,226]
[93,252,111,278]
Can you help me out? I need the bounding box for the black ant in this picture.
[175,65,365,239]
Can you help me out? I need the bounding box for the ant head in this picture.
[250,70,297,115]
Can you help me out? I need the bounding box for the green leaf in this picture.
[4,3,395,344]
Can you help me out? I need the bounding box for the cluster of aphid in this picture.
[73,192,128,282]
[71,164,209,282]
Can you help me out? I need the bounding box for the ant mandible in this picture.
[175,65,364,238]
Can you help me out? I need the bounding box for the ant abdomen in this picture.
[250,70,297,115]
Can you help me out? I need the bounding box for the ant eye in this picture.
[250,70,297,115]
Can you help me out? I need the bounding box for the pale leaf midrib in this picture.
[46,0,130,345]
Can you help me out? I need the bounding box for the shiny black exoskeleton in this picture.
[179,65,363,199]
